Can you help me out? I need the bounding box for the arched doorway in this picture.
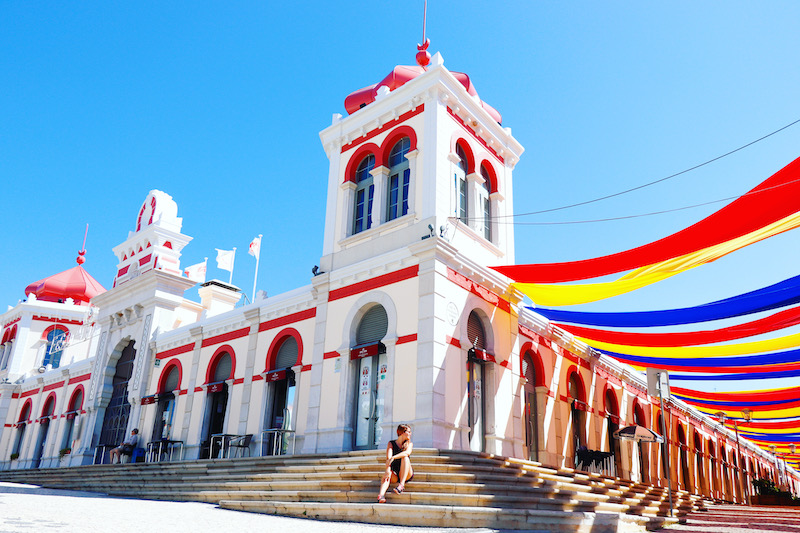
[466,310,490,452]
[633,403,649,483]
[12,401,31,462]
[264,333,299,455]
[99,340,137,450]
[708,439,718,497]
[61,387,84,453]
[33,395,56,468]
[605,388,622,477]
[153,363,180,442]
[352,305,388,450]
[678,425,691,493]
[521,350,540,462]
[567,371,586,468]
[201,350,232,458]
[694,431,705,494]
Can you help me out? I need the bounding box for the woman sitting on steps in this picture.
[377,424,414,503]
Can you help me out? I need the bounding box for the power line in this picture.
[506,117,800,219]
[458,174,800,226]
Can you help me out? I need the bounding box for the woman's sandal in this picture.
[377,496,386,503]
[392,484,405,494]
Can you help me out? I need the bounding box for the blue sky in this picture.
[2,2,800,395]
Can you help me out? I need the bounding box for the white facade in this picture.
[0,54,793,502]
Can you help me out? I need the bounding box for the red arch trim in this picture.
[343,143,381,184]
[19,398,33,422]
[564,365,587,403]
[479,160,499,194]
[67,385,85,412]
[41,392,57,417]
[453,138,476,175]
[603,385,620,416]
[380,126,418,166]
[158,359,183,393]
[519,342,546,387]
[205,345,236,384]
[42,324,69,340]
[632,400,648,427]
[265,328,303,372]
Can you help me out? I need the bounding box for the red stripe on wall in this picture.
[329,266,418,302]
[32,316,83,325]
[252,374,264,381]
[341,105,425,153]
[396,334,417,345]
[499,359,511,368]
[201,327,250,348]
[446,268,510,313]
[21,389,40,398]
[139,253,152,266]
[233,378,244,385]
[43,381,65,392]
[157,343,194,360]
[178,389,188,395]
[323,351,340,360]
[68,373,91,384]
[258,308,316,332]
[446,336,461,349]
[11,393,20,399]
[301,364,312,372]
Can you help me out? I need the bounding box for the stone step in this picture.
[217,500,680,532]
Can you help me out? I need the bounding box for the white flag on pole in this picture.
[248,235,262,258]
[184,260,207,283]
[215,248,235,272]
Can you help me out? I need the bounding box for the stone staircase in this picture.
[0,449,707,532]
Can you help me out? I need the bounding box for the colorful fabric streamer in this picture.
[556,306,800,347]
[494,156,800,283]
[584,329,800,358]
[532,274,800,327]
[670,368,800,380]
[514,210,800,306]
[603,350,800,372]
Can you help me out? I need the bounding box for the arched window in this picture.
[356,305,388,346]
[522,351,539,461]
[61,387,84,452]
[386,137,411,221]
[454,144,468,223]
[43,327,68,368]
[12,401,32,457]
[479,163,493,241]
[353,154,376,234]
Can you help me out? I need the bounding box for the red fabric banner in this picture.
[493,156,800,283]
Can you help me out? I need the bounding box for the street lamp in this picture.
[769,444,783,491]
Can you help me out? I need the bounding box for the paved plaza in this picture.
[3,481,799,533]
[0,482,498,533]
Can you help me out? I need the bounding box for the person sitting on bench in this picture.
[110,428,139,464]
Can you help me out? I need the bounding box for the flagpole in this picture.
[230,248,236,285]
[252,234,262,302]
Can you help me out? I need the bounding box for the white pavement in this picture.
[0,482,503,533]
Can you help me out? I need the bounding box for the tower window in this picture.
[353,154,376,234]
[43,327,68,369]
[455,144,468,224]
[386,137,411,221]
[480,163,493,242]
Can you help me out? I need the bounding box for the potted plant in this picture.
[59,447,71,459]
[9,453,19,461]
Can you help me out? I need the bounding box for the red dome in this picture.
[344,65,502,124]
[25,264,106,305]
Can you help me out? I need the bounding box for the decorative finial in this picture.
[417,39,431,68]
[416,0,431,68]
[77,223,88,265]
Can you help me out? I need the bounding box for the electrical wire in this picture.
[457,174,800,226]
[504,117,800,219]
